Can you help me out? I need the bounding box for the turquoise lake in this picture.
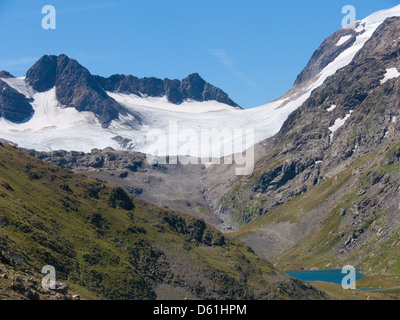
[285,269,366,285]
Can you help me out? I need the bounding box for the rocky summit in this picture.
[25,54,127,127]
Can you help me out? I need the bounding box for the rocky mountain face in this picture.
[0,71,14,79]
[209,16,400,273]
[293,25,358,87]
[94,72,240,107]
[25,55,129,127]
[0,80,34,123]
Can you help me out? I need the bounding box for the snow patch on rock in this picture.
[381,68,400,84]
[329,111,354,142]
[336,35,352,46]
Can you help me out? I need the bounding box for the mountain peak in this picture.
[0,71,14,79]
[25,54,127,127]
[184,72,204,81]
[25,55,58,92]
[180,73,207,101]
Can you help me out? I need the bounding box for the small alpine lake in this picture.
[285,269,366,286]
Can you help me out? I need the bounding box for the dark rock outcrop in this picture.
[0,71,14,79]
[0,80,34,123]
[25,55,58,92]
[25,55,130,127]
[94,72,240,108]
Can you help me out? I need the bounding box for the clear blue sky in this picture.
[0,0,397,108]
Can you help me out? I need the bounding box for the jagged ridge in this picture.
[94,73,240,107]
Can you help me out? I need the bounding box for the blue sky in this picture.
[0,0,398,108]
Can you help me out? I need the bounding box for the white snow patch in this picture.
[0,86,119,152]
[336,35,352,47]
[381,68,400,84]
[329,111,353,142]
[315,160,323,165]
[327,105,337,112]
[392,116,397,123]
[0,76,35,98]
[107,92,239,113]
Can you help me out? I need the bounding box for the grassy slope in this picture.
[0,142,323,300]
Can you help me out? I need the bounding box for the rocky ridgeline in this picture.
[27,147,148,173]
[0,54,239,127]
[94,72,239,107]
